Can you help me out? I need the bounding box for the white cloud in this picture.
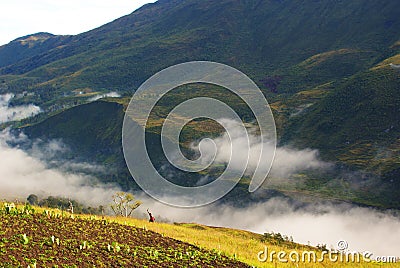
[139,120,400,257]
[270,146,330,178]
[192,119,331,179]
[0,129,119,206]
[139,196,400,257]
[1,128,399,259]
[0,0,156,45]
[0,93,41,123]
[88,91,121,102]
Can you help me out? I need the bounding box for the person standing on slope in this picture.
[147,209,155,222]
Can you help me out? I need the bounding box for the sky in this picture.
[0,0,156,46]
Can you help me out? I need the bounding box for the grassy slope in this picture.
[1,0,399,210]
[20,57,400,208]
[2,0,399,176]
[284,63,400,166]
[2,204,397,267]
[1,0,399,99]
[22,99,137,190]
[253,54,399,207]
[0,33,71,68]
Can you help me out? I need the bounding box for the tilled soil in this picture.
[0,211,250,267]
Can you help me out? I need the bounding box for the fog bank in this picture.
[88,91,121,102]
[1,126,398,259]
[0,93,41,123]
[192,119,331,178]
[139,196,400,257]
[0,129,119,206]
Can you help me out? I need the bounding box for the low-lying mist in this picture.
[191,119,331,179]
[0,93,41,123]
[1,127,399,258]
[0,129,120,206]
[88,91,121,102]
[139,196,400,257]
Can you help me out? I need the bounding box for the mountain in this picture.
[0,0,399,100]
[284,59,400,172]
[0,33,71,69]
[1,0,400,208]
[22,99,135,189]
[281,58,400,207]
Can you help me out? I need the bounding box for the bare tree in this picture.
[67,200,74,214]
[110,192,142,217]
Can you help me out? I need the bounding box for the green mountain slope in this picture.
[284,63,400,173]
[0,33,70,69]
[24,100,124,160]
[278,57,400,207]
[1,0,399,104]
[1,0,399,208]
[22,100,135,189]
[20,57,400,208]
[21,97,290,206]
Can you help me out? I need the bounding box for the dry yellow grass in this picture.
[299,49,360,69]
[107,215,400,268]
[370,54,400,70]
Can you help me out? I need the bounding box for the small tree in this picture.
[67,200,74,214]
[110,192,141,217]
[27,194,39,205]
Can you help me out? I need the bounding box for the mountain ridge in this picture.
[1,0,399,208]
[1,0,399,92]
[0,33,71,69]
